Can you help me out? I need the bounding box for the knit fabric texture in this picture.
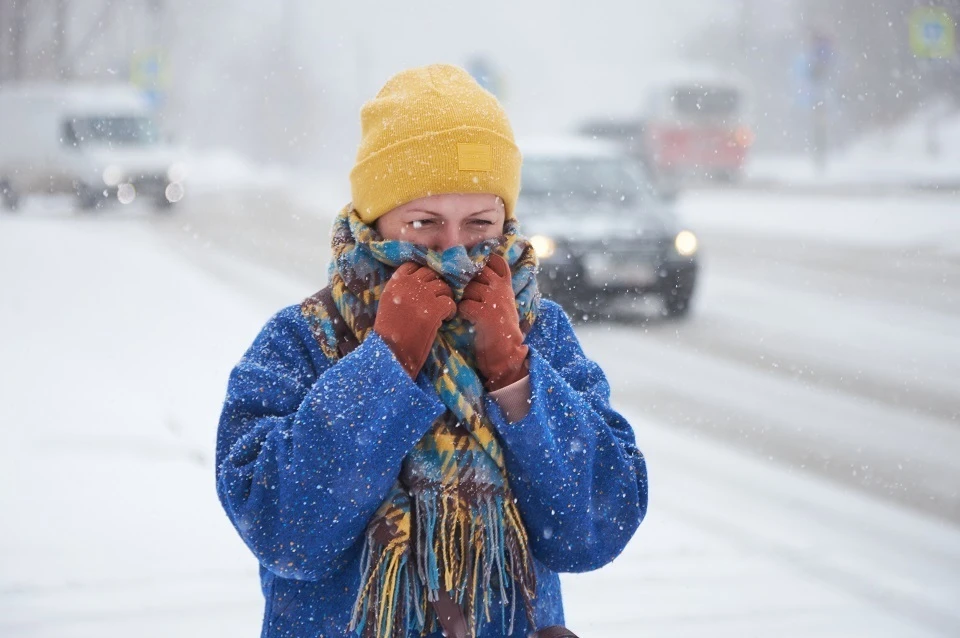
[350,64,522,224]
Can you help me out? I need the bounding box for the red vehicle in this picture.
[639,71,754,185]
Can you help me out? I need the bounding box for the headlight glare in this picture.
[117,183,137,204]
[167,163,187,183]
[530,235,556,259]
[165,182,185,203]
[674,230,698,257]
[102,165,123,186]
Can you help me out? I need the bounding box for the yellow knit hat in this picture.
[350,64,522,225]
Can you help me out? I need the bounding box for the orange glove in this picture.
[459,254,529,391]
[374,262,457,378]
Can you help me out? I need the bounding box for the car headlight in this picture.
[165,182,185,203]
[167,162,187,183]
[530,234,556,259]
[117,183,137,204]
[674,230,698,257]
[102,165,123,186]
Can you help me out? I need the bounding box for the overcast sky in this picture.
[40,1,768,165]
[297,1,730,131]
[157,0,746,164]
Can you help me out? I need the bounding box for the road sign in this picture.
[130,50,169,107]
[809,30,834,81]
[909,8,956,58]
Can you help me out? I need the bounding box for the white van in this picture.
[0,83,185,211]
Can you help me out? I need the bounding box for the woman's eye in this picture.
[470,220,494,227]
[410,220,433,230]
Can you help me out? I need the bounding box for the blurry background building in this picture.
[1,0,956,169]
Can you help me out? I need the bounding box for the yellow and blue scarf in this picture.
[301,206,541,637]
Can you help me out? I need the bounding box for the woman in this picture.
[215,64,647,638]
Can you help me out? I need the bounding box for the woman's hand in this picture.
[459,255,529,391]
[374,262,457,378]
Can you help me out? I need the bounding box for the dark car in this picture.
[518,138,699,319]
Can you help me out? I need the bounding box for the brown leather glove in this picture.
[458,254,529,391]
[374,262,457,378]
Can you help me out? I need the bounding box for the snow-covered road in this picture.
[156,186,960,521]
[1,188,958,636]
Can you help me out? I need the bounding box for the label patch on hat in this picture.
[458,143,492,171]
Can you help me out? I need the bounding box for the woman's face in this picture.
[375,193,506,252]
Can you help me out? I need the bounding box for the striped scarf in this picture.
[301,206,541,637]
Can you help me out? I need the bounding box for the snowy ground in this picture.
[1,186,959,637]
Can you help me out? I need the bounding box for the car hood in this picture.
[518,197,676,243]
[82,145,183,176]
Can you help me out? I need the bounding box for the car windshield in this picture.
[520,157,655,209]
[63,115,160,146]
[672,86,740,117]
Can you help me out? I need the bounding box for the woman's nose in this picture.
[431,223,463,252]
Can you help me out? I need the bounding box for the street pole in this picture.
[808,27,833,174]
[813,98,827,172]
[0,2,7,84]
[55,0,69,79]
[739,0,753,54]
[11,0,28,81]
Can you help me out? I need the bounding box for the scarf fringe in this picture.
[349,490,537,638]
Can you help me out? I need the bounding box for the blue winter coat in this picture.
[215,298,647,637]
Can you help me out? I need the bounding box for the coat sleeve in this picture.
[215,306,446,581]
[483,301,648,573]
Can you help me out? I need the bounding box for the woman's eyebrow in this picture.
[404,209,496,217]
